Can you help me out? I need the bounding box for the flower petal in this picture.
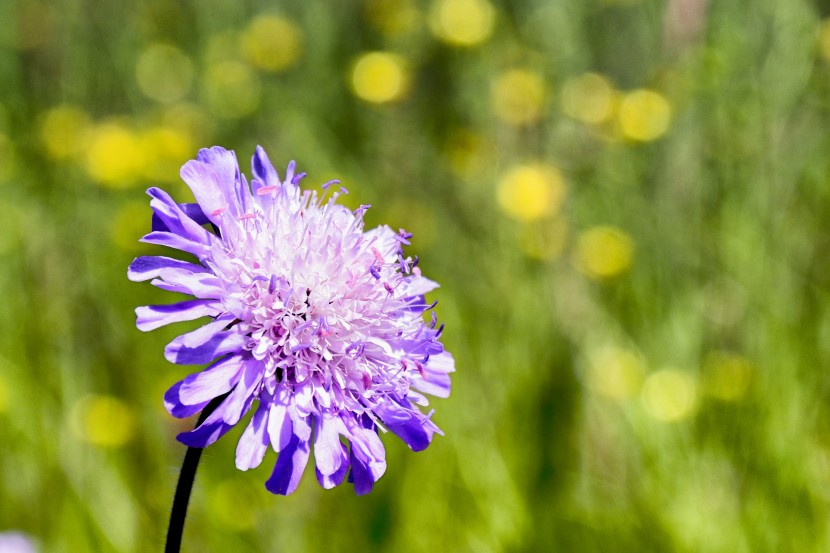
[163,381,209,418]
[177,405,235,448]
[236,401,270,471]
[197,146,251,216]
[316,446,349,489]
[410,352,454,399]
[140,231,213,260]
[251,145,280,190]
[313,413,346,477]
[127,256,209,282]
[267,387,293,452]
[265,433,311,495]
[178,354,246,406]
[374,400,435,452]
[164,329,246,365]
[135,299,221,331]
[220,358,263,425]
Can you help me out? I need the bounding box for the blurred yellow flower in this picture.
[618,89,672,142]
[587,346,645,400]
[351,52,410,104]
[819,18,830,61]
[642,368,698,421]
[135,44,194,103]
[497,164,566,222]
[84,122,146,187]
[0,374,7,413]
[574,226,633,279]
[71,395,136,447]
[203,61,262,119]
[140,126,195,183]
[492,69,547,126]
[365,0,421,36]
[40,105,90,160]
[703,352,753,401]
[241,15,304,72]
[428,0,495,47]
[561,73,615,125]
[519,218,568,260]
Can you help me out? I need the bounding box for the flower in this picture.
[0,532,37,553]
[129,146,453,495]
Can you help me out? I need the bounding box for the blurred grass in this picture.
[2,0,830,551]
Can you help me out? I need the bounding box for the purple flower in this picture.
[129,146,453,495]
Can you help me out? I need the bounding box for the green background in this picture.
[2,0,830,551]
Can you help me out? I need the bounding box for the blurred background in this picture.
[1,0,830,551]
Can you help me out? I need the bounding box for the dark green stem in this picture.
[165,394,227,553]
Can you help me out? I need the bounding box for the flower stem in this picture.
[165,394,228,553]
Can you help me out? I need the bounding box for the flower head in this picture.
[129,146,453,494]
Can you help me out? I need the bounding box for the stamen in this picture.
[211,207,226,216]
[256,186,278,196]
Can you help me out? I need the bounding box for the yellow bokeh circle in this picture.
[819,18,830,62]
[618,89,672,142]
[561,73,615,125]
[135,44,194,104]
[642,369,698,422]
[84,122,146,187]
[575,226,634,279]
[492,69,547,126]
[140,126,195,183]
[428,0,495,47]
[39,105,90,160]
[241,15,304,73]
[72,395,136,447]
[703,352,753,401]
[497,164,566,222]
[587,347,645,400]
[351,52,410,104]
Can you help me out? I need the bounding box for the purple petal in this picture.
[348,442,385,495]
[403,276,440,297]
[343,415,386,493]
[375,400,435,452]
[178,354,246,405]
[410,352,454,399]
[163,381,209,418]
[164,329,246,365]
[265,433,310,495]
[150,275,224,299]
[147,187,215,244]
[135,299,221,331]
[313,414,346,476]
[180,158,233,227]
[152,202,209,232]
[316,447,349,489]
[267,387,293,452]
[140,231,213,260]
[177,398,236,447]
[220,358,263,425]
[127,256,209,282]
[196,146,251,215]
[236,401,270,470]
